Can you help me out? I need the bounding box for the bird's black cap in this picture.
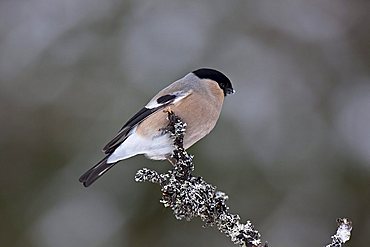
[192,68,234,96]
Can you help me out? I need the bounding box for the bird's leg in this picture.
[165,155,177,166]
[159,109,175,134]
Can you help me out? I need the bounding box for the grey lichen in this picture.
[135,111,264,247]
[325,218,353,247]
[135,111,353,247]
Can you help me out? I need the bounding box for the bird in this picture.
[79,68,234,187]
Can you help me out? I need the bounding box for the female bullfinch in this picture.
[79,68,234,187]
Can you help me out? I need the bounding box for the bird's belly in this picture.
[107,126,173,163]
[118,96,222,161]
[143,133,174,160]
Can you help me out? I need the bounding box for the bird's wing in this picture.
[102,90,191,154]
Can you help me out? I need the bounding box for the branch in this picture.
[135,111,353,247]
[325,218,353,247]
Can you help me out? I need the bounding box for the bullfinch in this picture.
[79,68,234,187]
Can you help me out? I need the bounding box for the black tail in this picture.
[79,156,117,187]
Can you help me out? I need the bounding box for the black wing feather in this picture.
[79,155,116,187]
[102,93,178,154]
[120,107,156,131]
[102,107,158,154]
[157,94,176,104]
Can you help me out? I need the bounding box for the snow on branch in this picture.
[135,111,353,247]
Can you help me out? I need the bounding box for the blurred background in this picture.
[1,0,369,246]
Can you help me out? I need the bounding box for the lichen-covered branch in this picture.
[325,218,352,247]
[135,111,264,246]
[135,111,353,247]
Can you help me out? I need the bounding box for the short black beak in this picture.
[226,88,235,95]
